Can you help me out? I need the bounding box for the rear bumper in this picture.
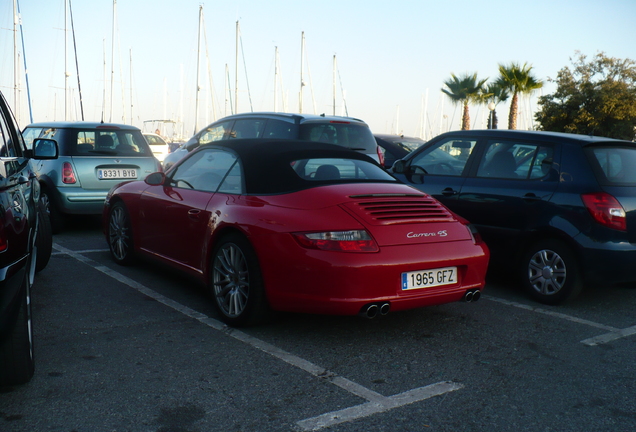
[255,236,489,316]
[52,187,108,215]
[577,240,636,286]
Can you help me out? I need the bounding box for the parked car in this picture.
[104,139,489,326]
[162,112,384,170]
[375,134,427,169]
[0,90,58,386]
[143,132,170,163]
[391,129,636,305]
[22,122,162,233]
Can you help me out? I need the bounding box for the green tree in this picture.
[496,62,544,129]
[484,82,509,129]
[442,73,488,130]
[535,52,636,140]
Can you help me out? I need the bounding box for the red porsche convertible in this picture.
[104,139,489,326]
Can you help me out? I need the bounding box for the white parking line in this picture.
[483,295,636,346]
[53,244,463,430]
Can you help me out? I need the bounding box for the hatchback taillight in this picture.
[377,145,385,167]
[581,192,626,231]
[62,162,77,184]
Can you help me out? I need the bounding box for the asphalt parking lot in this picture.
[1,216,636,431]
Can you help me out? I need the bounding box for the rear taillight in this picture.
[292,230,379,252]
[62,162,77,184]
[377,145,385,167]
[581,192,626,231]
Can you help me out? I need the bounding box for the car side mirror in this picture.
[391,159,406,174]
[145,172,166,186]
[184,137,200,152]
[31,138,59,159]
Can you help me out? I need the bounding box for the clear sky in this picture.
[1,0,635,140]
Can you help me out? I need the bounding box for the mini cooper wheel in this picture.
[210,233,270,327]
[40,188,65,234]
[521,239,582,305]
[108,202,135,266]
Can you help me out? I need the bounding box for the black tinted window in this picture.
[299,122,376,151]
[587,146,636,185]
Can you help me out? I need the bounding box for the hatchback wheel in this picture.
[108,202,135,265]
[210,233,270,326]
[40,188,64,234]
[521,239,582,305]
[35,198,53,273]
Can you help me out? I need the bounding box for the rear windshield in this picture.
[586,146,636,185]
[299,122,376,152]
[292,158,395,182]
[23,127,152,157]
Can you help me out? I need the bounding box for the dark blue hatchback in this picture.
[392,129,636,304]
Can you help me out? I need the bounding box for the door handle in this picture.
[522,193,541,202]
[441,187,458,196]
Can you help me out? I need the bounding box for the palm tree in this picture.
[484,82,509,129]
[496,62,543,129]
[442,73,488,130]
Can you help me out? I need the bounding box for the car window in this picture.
[587,146,636,185]
[299,122,376,152]
[410,138,477,176]
[263,119,297,139]
[23,127,60,150]
[230,119,266,139]
[170,148,239,193]
[78,131,152,156]
[476,140,554,180]
[145,135,167,146]
[199,120,234,145]
[293,158,394,181]
[0,108,17,158]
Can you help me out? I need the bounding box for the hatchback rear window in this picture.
[299,122,376,152]
[587,146,636,185]
[74,130,152,156]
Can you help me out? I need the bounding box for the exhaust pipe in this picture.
[359,302,391,319]
[379,302,390,316]
[462,289,481,303]
[360,304,379,319]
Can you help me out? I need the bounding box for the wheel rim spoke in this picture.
[109,207,130,261]
[213,243,249,318]
[528,248,566,295]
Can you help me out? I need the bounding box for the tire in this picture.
[35,198,53,273]
[0,273,34,386]
[40,188,65,234]
[209,233,270,327]
[107,201,136,266]
[520,239,582,305]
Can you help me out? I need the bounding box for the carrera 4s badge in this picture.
[407,230,448,238]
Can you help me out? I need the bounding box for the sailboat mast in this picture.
[274,46,278,112]
[109,0,117,122]
[193,5,202,135]
[332,55,336,116]
[64,0,69,120]
[235,21,239,114]
[299,31,304,114]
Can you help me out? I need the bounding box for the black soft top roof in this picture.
[196,138,388,194]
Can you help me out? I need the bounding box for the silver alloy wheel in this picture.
[109,205,130,262]
[40,193,51,217]
[213,243,249,318]
[527,248,566,295]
